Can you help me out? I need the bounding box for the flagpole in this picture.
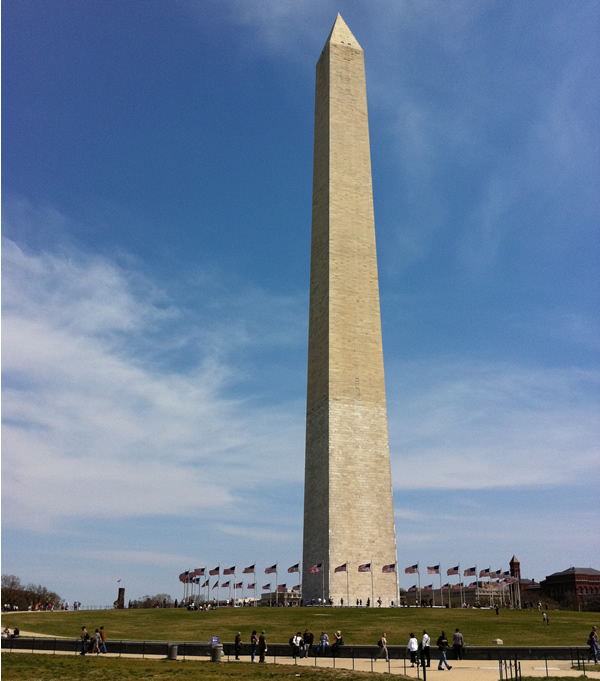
[439,564,443,608]
[417,564,421,607]
[254,561,257,607]
[346,561,349,607]
[370,562,374,607]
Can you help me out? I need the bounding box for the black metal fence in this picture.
[3,636,595,678]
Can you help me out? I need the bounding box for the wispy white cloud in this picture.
[387,359,600,490]
[2,233,305,533]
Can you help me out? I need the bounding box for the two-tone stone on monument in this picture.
[302,15,398,606]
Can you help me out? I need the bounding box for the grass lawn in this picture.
[1,606,596,648]
[0,654,402,681]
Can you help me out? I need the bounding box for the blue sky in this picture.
[2,0,599,607]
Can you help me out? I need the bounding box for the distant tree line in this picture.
[128,593,173,609]
[1,574,61,611]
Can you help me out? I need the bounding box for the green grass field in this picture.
[0,654,386,681]
[1,606,596,647]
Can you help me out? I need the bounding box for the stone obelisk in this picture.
[302,15,398,606]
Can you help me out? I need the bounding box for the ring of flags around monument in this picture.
[178,560,520,605]
[402,563,520,606]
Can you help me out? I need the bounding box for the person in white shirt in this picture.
[407,633,419,667]
[421,629,431,667]
[292,632,303,658]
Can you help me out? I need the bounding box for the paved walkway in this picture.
[267,655,600,679]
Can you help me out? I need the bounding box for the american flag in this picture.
[407,585,417,592]
[235,582,243,589]
[427,565,440,575]
[223,566,236,575]
[201,580,209,588]
[405,564,419,574]
[277,584,287,592]
[358,563,371,573]
[221,581,230,588]
[288,563,300,573]
[192,568,205,577]
[265,564,277,574]
[447,565,459,576]
[423,584,433,591]
[247,583,256,589]
[334,563,347,573]
[467,582,477,590]
[442,584,450,591]
[178,572,186,582]
[262,583,271,591]
[209,566,220,576]
[479,568,490,578]
[243,564,255,574]
[382,563,396,573]
[309,563,322,574]
[212,581,219,589]
[490,569,502,578]
[464,566,476,577]
[292,584,300,592]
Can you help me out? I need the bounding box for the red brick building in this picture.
[541,567,600,610]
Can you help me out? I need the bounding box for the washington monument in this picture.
[302,15,398,605]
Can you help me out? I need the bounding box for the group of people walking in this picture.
[405,629,462,670]
[80,626,107,655]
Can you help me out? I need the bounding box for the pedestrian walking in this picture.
[407,632,419,667]
[258,630,267,663]
[588,626,599,664]
[292,631,303,659]
[437,630,452,671]
[421,630,431,667]
[376,632,389,662]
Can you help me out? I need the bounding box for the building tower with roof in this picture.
[509,555,522,609]
[302,15,398,606]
